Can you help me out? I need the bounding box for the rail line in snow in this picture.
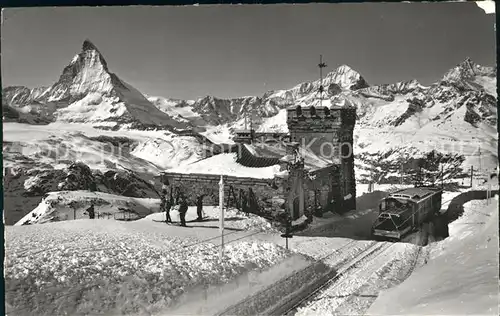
[270,241,393,316]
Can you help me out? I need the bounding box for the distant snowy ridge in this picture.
[144,64,370,128]
[2,41,497,172]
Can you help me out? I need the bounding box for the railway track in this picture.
[273,241,393,316]
[402,243,423,280]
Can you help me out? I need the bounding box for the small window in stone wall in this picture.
[324,107,330,117]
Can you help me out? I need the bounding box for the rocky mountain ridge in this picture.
[2,40,189,131]
[4,39,495,134]
[145,64,371,126]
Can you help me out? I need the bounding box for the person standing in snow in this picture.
[86,203,95,219]
[178,195,188,227]
[165,190,172,223]
[160,192,166,212]
[160,189,171,223]
[305,206,313,224]
[175,188,182,205]
[241,190,249,216]
[196,195,205,221]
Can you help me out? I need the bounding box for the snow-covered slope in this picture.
[3,122,210,225]
[15,190,158,225]
[2,40,188,130]
[257,109,289,133]
[3,123,206,172]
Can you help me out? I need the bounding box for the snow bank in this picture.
[368,197,499,315]
[292,215,308,227]
[5,219,293,315]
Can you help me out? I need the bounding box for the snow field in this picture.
[3,122,206,172]
[5,218,295,316]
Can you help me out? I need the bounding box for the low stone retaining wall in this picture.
[218,260,334,316]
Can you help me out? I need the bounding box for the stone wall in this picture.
[162,172,285,214]
[162,165,350,220]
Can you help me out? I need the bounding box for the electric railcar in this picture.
[371,186,443,241]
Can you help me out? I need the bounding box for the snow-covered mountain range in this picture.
[2,40,497,224]
[4,40,495,142]
[148,57,497,179]
[3,40,189,131]
[143,63,370,128]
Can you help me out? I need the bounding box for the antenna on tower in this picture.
[244,107,248,130]
[318,54,328,108]
[250,107,254,132]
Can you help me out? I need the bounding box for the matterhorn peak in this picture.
[42,39,117,103]
[82,39,99,52]
[79,39,109,70]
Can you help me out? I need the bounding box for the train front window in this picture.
[391,214,403,227]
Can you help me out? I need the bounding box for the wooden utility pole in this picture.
[219,175,225,262]
[478,146,482,175]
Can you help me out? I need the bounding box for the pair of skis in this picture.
[152,216,210,226]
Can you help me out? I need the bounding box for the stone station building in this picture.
[161,104,357,221]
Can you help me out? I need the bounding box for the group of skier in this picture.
[83,185,255,225]
[160,188,205,227]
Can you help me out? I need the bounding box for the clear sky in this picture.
[1,2,496,100]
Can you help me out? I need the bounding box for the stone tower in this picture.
[286,105,357,211]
